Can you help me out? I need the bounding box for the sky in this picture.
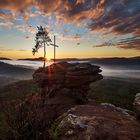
[0,0,140,59]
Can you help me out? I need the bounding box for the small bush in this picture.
[49,124,63,140]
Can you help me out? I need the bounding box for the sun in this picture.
[46,56,51,61]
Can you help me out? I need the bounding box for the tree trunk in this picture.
[43,42,46,68]
[54,35,56,64]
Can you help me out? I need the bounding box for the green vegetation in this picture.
[89,78,140,110]
[0,76,18,87]
[0,113,10,140]
[0,80,39,139]
[49,124,63,140]
[0,78,140,139]
[0,78,139,109]
[0,80,39,100]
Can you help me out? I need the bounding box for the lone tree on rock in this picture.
[32,26,52,68]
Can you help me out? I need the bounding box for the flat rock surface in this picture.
[55,105,140,140]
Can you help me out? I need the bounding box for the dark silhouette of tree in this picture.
[32,26,52,68]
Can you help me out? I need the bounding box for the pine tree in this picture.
[32,26,52,68]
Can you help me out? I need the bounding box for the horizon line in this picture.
[0,55,140,60]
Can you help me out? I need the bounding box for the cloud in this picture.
[0,0,139,51]
[34,0,140,36]
[15,24,36,34]
[0,48,14,51]
[18,49,27,52]
[0,0,36,29]
[116,36,140,50]
[0,10,13,19]
[93,36,140,50]
[0,47,27,52]
[54,0,101,25]
[0,0,139,35]
[58,34,81,41]
[25,35,32,40]
[52,0,140,50]
[0,21,13,27]
[0,0,139,34]
[0,0,33,12]
[0,1,36,34]
[35,0,62,14]
[22,11,38,20]
[88,0,140,35]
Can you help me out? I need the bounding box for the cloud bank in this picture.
[0,0,139,50]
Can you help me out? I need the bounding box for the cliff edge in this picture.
[32,62,140,140]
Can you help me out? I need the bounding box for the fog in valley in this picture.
[0,60,140,83]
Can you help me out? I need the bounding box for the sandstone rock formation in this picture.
[33,62,103,103]
[33,62,102,87]
[52,105,140,140]
[133,93,140,121]
[33,62,103,124]
[32,62,140,140]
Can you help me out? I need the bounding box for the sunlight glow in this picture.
[46,56,51,61]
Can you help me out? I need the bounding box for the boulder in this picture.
[51,105,140,140]
[133,93,140,121]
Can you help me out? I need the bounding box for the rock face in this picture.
[33,62,103,125]
[33,62,102,88]
[133,93,140,121]
[32,62,140,140]
[33,62,102,103]
[53,105,140,140]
